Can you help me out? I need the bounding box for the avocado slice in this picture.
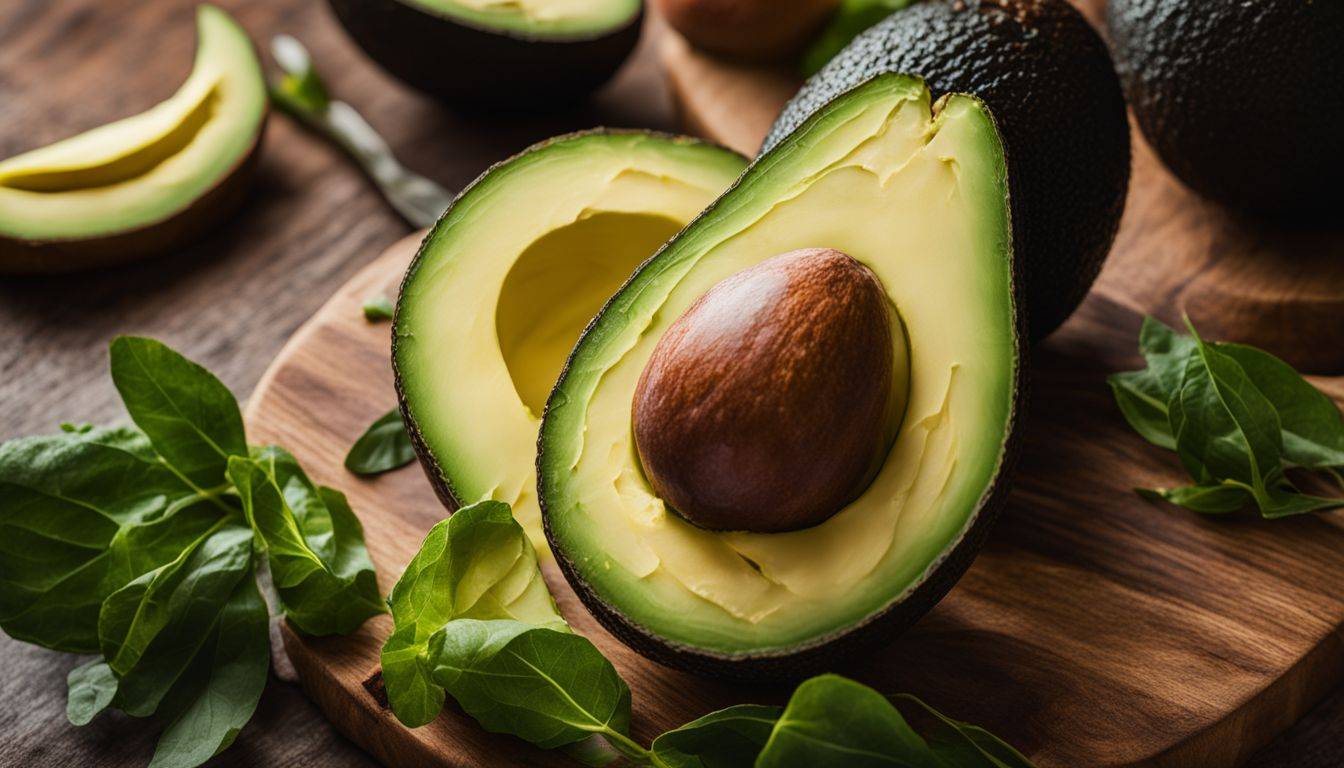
[0,6,267,273]
[537,74,1021,678]
[394,130,747,556]
[327,0,643,106]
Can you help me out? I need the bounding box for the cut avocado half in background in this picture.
[0,5,267,274]
[327,0,643,106]
[537,74,1022,678]
[394,130,747,556]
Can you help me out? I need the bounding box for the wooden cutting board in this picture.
[245,20,1344,768]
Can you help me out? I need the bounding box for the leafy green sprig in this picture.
[381,501,1033,767]
[0,337,383,768]
[1110,317,1344,516]
[345,407,415,476]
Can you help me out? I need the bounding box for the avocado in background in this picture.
[538,74,1021,678]
[394,131,746,556]
[0,6,267,274]
[327,0,643,107]
[773,0,1129,341]
[1107,0,1344,214]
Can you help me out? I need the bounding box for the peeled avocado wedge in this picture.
[393,131,748,556]
[327,0,643,106]
[538,74,1022,678]
[0,6,267,274]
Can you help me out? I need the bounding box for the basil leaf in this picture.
[109,337,247,488]
[100,522,255,717]
[0,427,219,652]
[756,674,931,767]
[66,659,118,726]
[892,694,1033,768]
[1215,343,1344,470]
[345,408,415,476]
[362,294,395,322]
[1138,484,1252,514]
[1258,491,1344,519]
[381,500,563,727]
[424,619,630,750]
[228,449,383,635]
[800,0,913,76]
[146,557,269,768]
[651,703,782,768]
[1107,316,1199,450]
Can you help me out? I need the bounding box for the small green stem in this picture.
[596,728,669,768]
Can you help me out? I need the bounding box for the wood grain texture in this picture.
[245,92,1344,768]
[3,1,1344,767]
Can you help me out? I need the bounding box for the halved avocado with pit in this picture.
[393,130,747,556]
[537,74,1022,678]
[0,6,267,274]
[328,0,643,106]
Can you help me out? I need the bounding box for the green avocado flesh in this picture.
[539,74,1018,657]
[0,6,265,243]
[405,0,640,34]
[394,132,747,555]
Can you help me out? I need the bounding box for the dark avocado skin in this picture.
[538,102,1029,681]
[327,0,641,107]
[1107,0,1344,215]
[767,0,1130,341]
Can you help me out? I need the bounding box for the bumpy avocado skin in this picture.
[768,0,1129,341]
[328,0,641,107]
[1107,0,1344,215]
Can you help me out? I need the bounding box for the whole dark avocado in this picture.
[767,0,1130,341]
[1107,0,1344,214]
[327,0,642,107]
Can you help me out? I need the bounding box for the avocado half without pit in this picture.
[633,247,906,533]
[538,74,1023,678]
[327,0,643,106]
[0,5,267,274]
[394,131,747,556]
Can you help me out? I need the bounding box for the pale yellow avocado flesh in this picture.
[0,6,266,241]
[539,76,1016,653]
[394,133,748,556]
[406,0,640,34]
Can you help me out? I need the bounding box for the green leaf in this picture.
[100,522,255,717]
[892,694,1033,768]
[651,703,781,768]
[146,557,269,768]
[800,0,913,76]
[345,408,415,476]
[228,449,383,636]
[1107,317,1200,450]
[1138,484,1251,514]
[109,337,247,488]
[756,674,932,767]
[362,294,395,322]
[0,427,222,652]
[424,619,630,750]
[381,500,563,727]
[67,659,118,726]
[1215,343,1344,470]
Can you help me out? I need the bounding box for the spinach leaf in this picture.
[146,556,269,768]
[345,408,415,476]
[0,427,221,652]
[800,0,913,76]
[362,294,395,322]
[99,522,254,717]
[109,337,247,488]
[756,674,931,767]
[66,659,118,726]
[228,449,383,636]
[1216,343,1344,471]
[381,500,563,727]
[1106,316,1198,450]
[650,704,781,768]
[892,694,1033,768]
[424,619,632,751]
[1138,484,1251,514]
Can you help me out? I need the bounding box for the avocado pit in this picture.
[632,247,908,533]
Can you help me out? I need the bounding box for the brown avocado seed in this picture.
[632,247,907,533]
[654,0,842,64]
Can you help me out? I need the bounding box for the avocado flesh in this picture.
[394,132,747,556]
[539,75,1018,660]
[0,6,265,243]
[406,0,640,35]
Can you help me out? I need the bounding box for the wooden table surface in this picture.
[0,1,1339,766]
